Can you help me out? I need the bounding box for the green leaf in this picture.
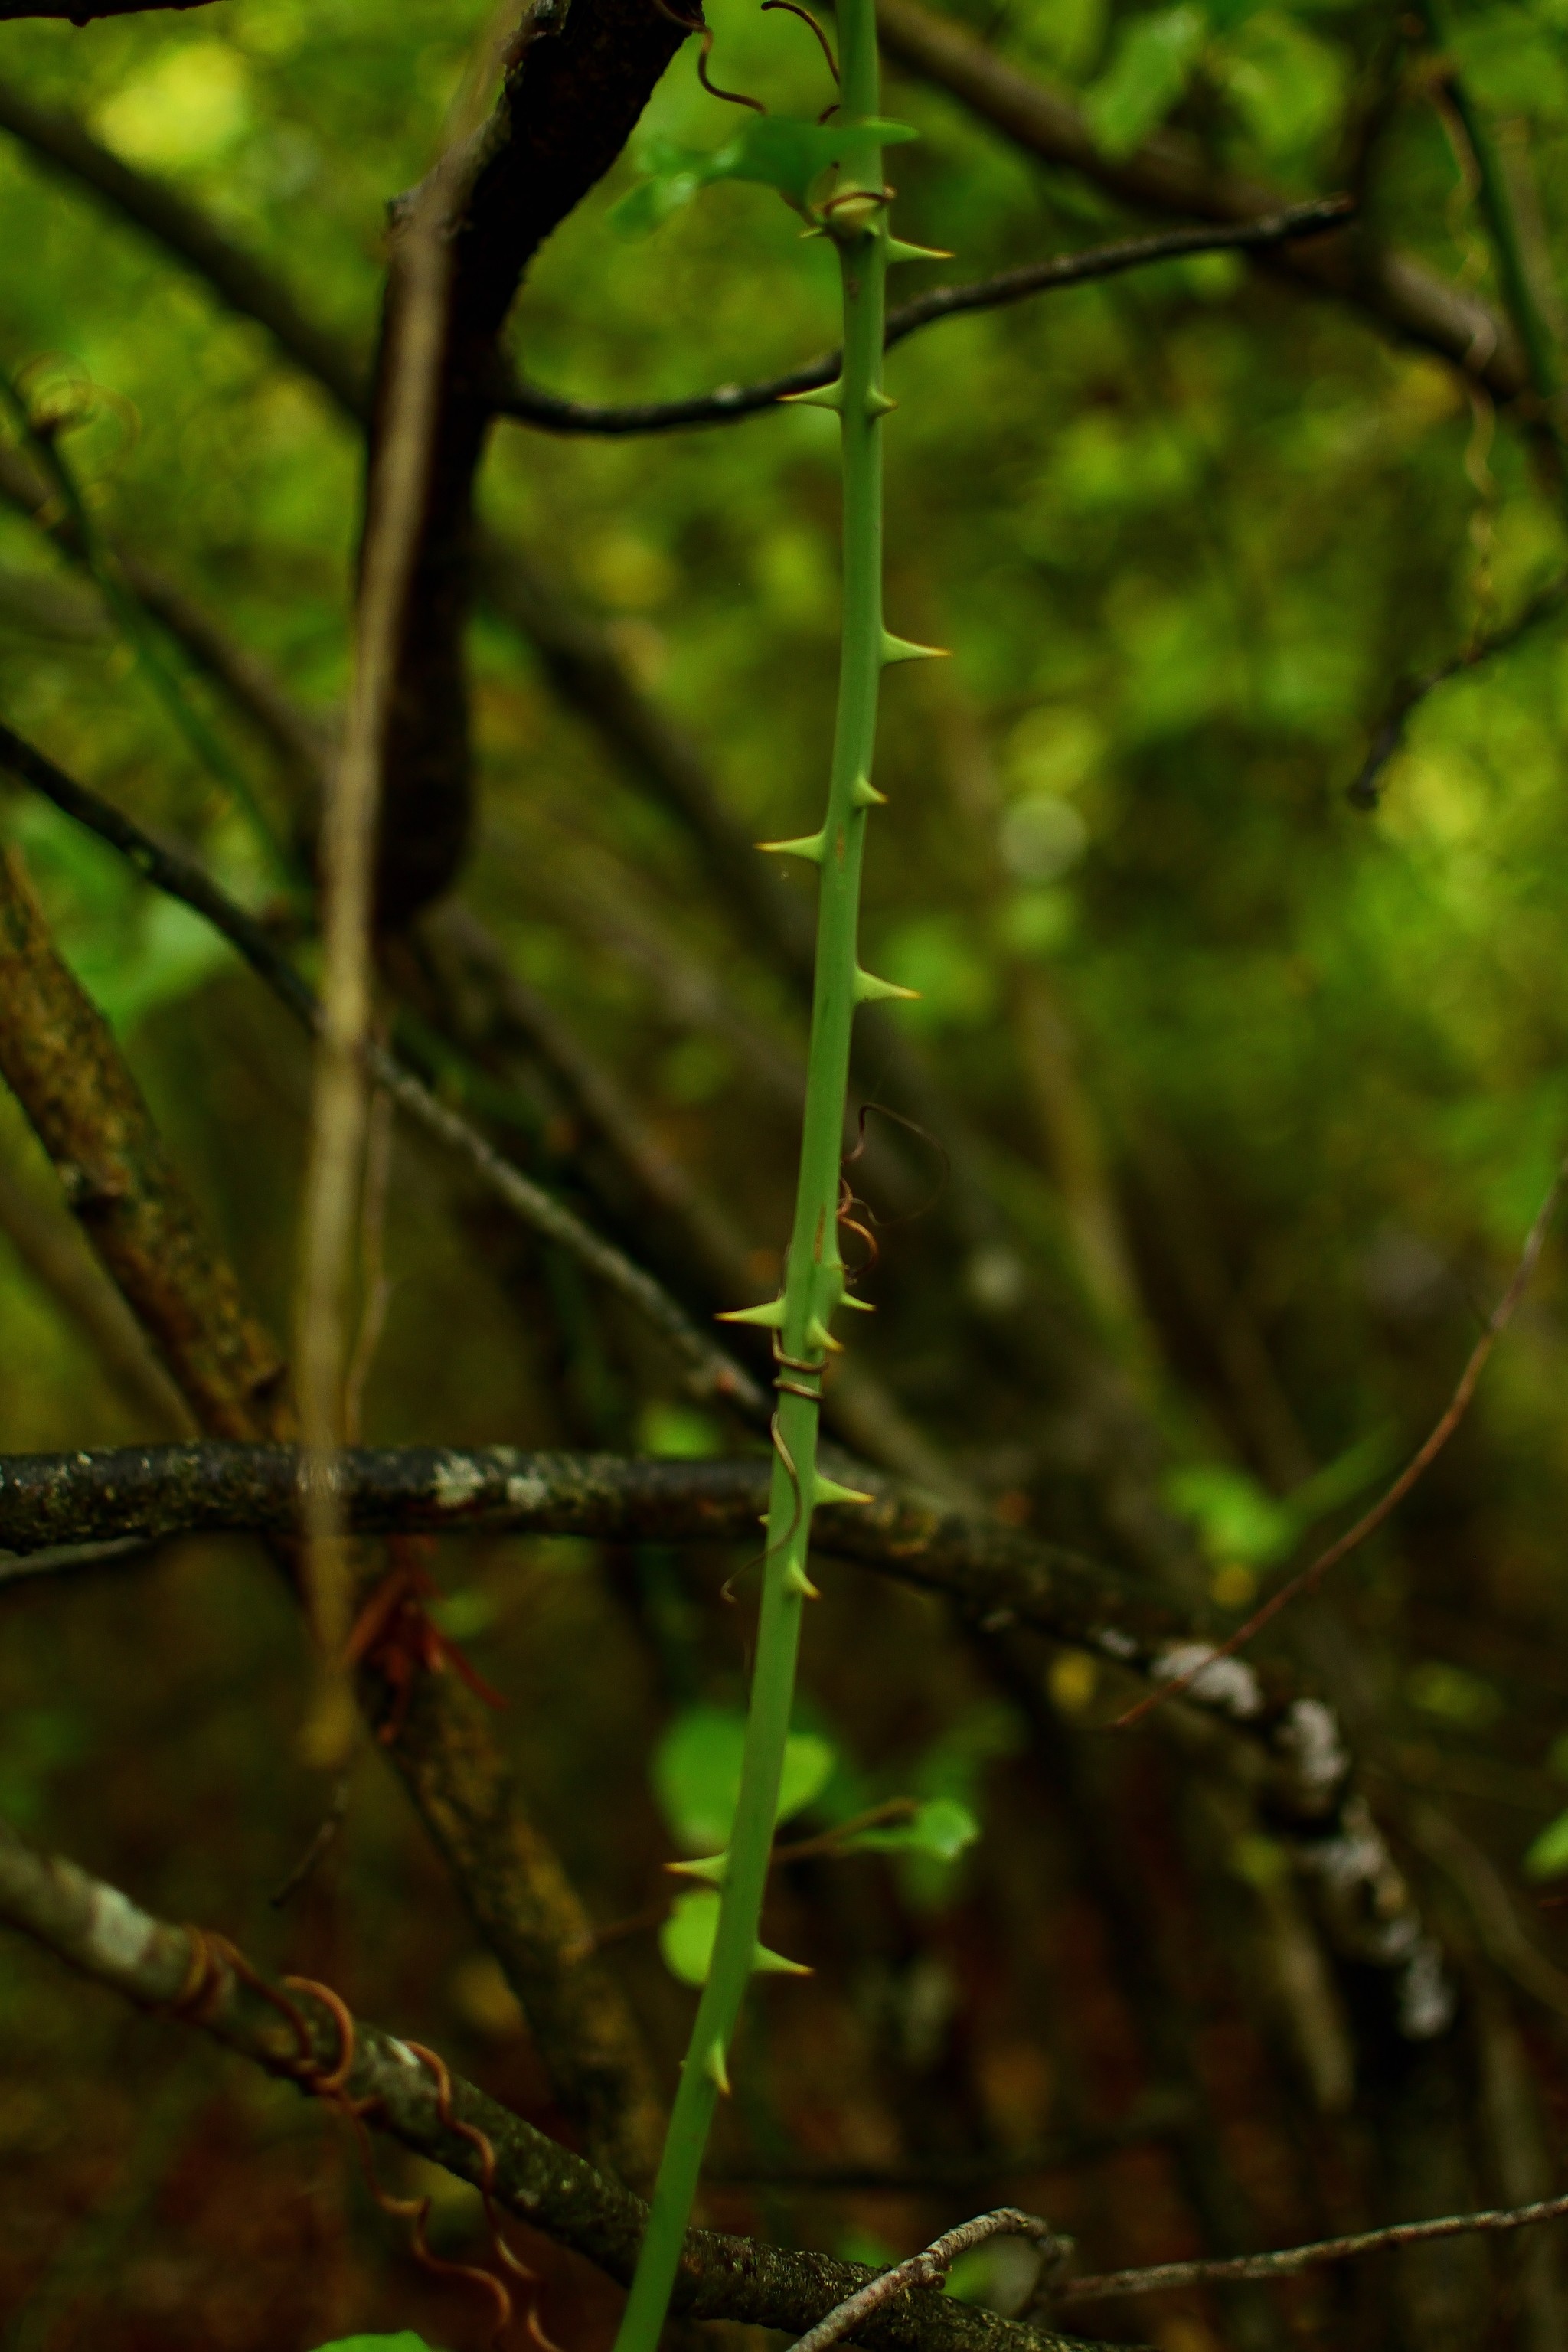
[843,1796,979,1862]
[609,115,916,237]
[309,2337,443,2351]
[652,1706,835,1854]
[1165,1463,1295,1568]
[660,1886,720,1986]
[1524,1808,1568,1881]
[1083,5,1207,157]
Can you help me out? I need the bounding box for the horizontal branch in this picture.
[0,1813,1109,2352]
[0,0,213,13]
[0,721,770,1428]
[496,199,1354,437]
[873,0,1524,402]
[1058,2192,1568,2304]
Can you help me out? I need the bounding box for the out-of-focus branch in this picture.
[0,1813,1111,2352]
[0,1435,1455,2038]
[0,442,335,794]
[298,8,518,1713]
[0,845,667,2187]
[1349,570,1568,808]
[0,848,289,1439]
[496,199,1354,436]
[0,0,214,16]
[872,0,1526,401]
[366,0,686,925]
[0,74,364,417]
[0,718,772,1426]
[0,1156,194,1436]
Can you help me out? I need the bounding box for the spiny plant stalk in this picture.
[611,5,941,2347]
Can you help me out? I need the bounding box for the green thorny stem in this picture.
[612,9,940,2348]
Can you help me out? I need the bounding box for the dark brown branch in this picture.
[495,198,1354,436]
[0,1815,1115,2352]
[0,0,214,15]
[367,0,687,924]
[0,849,289,1441]
[0,1435,1455,2036]
[872,0,1526,402]
[0,846,667,2187]
[0,0,211,13]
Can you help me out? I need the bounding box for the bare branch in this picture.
[0,719,771,1427]
[496,199,1355,437]
[788,2213,1073,2352]
[366,0,688,924]
[0,0,214,16]
[1116,1150,1566,1730]
[1057,2194,1568,2305]
[0,1813,1112,2352]
[0,74,364,416]
[1348,570,1568,808]
[298,8,522,1708]
[872,0,1526,402]
[0,844,668,2186]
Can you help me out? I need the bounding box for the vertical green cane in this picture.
[609,5,937,2347]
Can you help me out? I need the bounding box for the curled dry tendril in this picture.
[651,0,767,110]
[169,1931,544,2347]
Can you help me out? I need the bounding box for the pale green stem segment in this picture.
[609,8,902,2348]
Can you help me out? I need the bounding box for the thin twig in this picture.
[269,1770,354,1909]
[1057,2189,1568,2303]
[1348,568,1568,807]
[0,718,770,1427]
[496,199,1354,437]
[785,2210,1072,2352]
[1117,1152,1567,1731]
[299,3,524,1739]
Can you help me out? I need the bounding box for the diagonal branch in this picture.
[0,717,771,1427]
[0,1813,1112,2352]
[496,198,1354,436]
[0,844,667,2187]
[872,0,1526,401]
[0,74,365,417]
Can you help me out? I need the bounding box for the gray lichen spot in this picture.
[1277,1697,1349,1797]
[433,1454,488,1511]
[505,1470,548,1512]
[1152,1642,1263,1720]
[87,1884,155,1974]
